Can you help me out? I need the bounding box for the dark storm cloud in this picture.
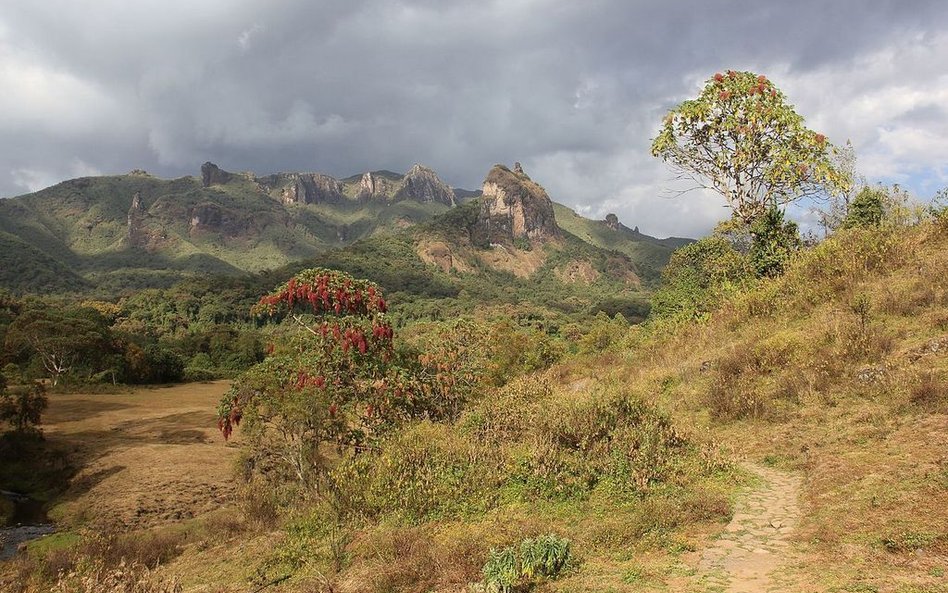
[2,0,947,236]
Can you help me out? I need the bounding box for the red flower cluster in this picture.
[295,371,326,389]
[218,397,242,440]
[313,320,394,355]
[255,271,387,317]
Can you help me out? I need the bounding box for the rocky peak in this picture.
[201,162,232,188]
[395,164,455,206]
[359,171,378,196]
[604,213,620,231]
[603,213,641,235]
[476,163,559,245]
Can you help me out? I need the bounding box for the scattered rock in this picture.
[857,366,886,383]
[908,335,948,362]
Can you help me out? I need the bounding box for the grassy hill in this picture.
[229,213,944,592]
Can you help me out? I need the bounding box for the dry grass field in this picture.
[41,381,239,530]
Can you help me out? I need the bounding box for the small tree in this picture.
[217,269,417,491]
[842,186,885,229]
[0,375,48,434]
[748,206,801,277]
[4,306,114,386]
[651,70,849,224]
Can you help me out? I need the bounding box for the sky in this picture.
[1,0,946,238]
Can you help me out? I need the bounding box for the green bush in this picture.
[843,187,885,229]
[512,388,687,500]
[519,534,572,578]
[482,546,519,593]
[329,421,501,522]
[482,534,572,593]
[749,207,800,278]
[0,380,48,433]
[650,236,752,322]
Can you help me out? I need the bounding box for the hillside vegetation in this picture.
[5,208,945,593]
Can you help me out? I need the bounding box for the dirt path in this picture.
[693,462,803,593]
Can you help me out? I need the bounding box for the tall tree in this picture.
[4,306,113,385]
[651,70,849,223]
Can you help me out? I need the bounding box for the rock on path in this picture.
[695,462,802,593]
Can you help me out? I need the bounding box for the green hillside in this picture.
[552,203,693,283]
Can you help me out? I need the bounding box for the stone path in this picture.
[694,462,803,593]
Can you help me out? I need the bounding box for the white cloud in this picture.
[238,23,262,52]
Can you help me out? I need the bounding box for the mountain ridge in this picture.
[0,162,690,296]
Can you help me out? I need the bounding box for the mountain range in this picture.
[0,161,691,306]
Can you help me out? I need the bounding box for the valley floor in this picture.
[41,382,238,530]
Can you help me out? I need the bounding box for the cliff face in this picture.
[475,163,559,245]
[277,173,344,205]
[355,171,399,200]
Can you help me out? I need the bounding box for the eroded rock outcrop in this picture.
[359,171,378,196]
[603,213,640,235]
[395,164,455,206]
[201,162,232,188]
[355,171,403,201]
[476,164,559,245]
[126,191,146,246]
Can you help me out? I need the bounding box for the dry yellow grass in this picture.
[42,381,240,530]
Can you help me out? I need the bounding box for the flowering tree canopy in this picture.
[651,70,850,223]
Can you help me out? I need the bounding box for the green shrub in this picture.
[330,421,501,522]
[519,534,571,578]
[482,546,519,593]
[749,207,800,278]
[0,380,48,433]
[482,534,572,593]
[843,187,884,229]
[513,388,687,500]
[650,235,752,322]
